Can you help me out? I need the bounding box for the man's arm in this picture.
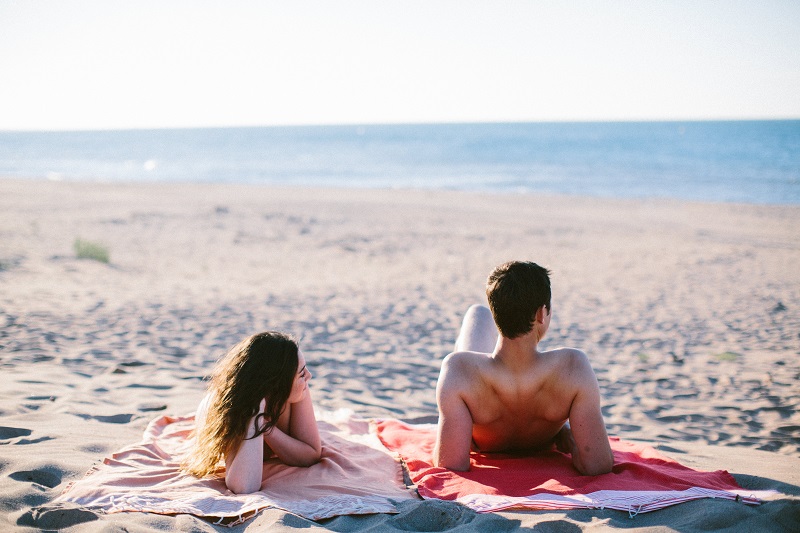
[434,355,474,471]
[565,353,614,475]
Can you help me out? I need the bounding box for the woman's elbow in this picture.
[299,447,322,467]
[225,476,261,495]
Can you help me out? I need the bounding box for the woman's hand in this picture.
[262,391,321,467]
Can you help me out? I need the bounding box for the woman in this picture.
[183,331,321,494]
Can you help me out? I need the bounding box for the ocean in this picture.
[1,120,798,204]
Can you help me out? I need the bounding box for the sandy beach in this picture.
[1,178,798,531]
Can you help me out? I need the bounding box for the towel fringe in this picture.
[628,503,643,519]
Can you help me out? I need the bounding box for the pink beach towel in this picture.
[55,413,415,525]
[375,419,773,515]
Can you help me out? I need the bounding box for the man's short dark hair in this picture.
[486,261,551,339]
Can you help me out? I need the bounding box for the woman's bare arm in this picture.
[224,401,266,494]
[263,391,321,466]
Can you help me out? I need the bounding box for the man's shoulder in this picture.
[442,350,492,369]
[438,351,490,387]
[543,346,589,362]
[542,347,595,375]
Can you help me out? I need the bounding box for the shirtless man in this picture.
[434,261,614,475]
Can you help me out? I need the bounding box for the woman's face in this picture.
[288,350,312,403]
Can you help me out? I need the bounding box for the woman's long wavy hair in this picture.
[182,331,299,478]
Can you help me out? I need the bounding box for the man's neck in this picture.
[494,333,542,367]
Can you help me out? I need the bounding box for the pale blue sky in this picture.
[1,0,798,130]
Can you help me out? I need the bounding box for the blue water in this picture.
[1,121,798,204]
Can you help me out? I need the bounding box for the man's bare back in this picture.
[434,263,614,475]
[441,347,585,453]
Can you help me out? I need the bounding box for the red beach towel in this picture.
[375,419,772,515]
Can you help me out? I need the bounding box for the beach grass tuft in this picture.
[73,238,110,263]
[715,351,741,362]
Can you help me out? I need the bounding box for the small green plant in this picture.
[73,238,110,263]
[715,351,740,362]
[636,352,650,363]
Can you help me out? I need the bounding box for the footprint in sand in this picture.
[72,413,135,424]
[19,505,98,529]
[78,444,110,454]
[126,383,172,390]
[1,426,55,445]
[9,469,61,488]
[16,436,56,445]
[390,499,474,531]
[0,426,32,439]
[25,395,56,402]
[607,423,642,432]
[656,444,687,454]
[118,360,149,367]
[137,402,167,412]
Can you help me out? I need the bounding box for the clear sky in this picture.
[1,0,798,131]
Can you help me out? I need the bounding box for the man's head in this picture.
[486,261,551,339]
